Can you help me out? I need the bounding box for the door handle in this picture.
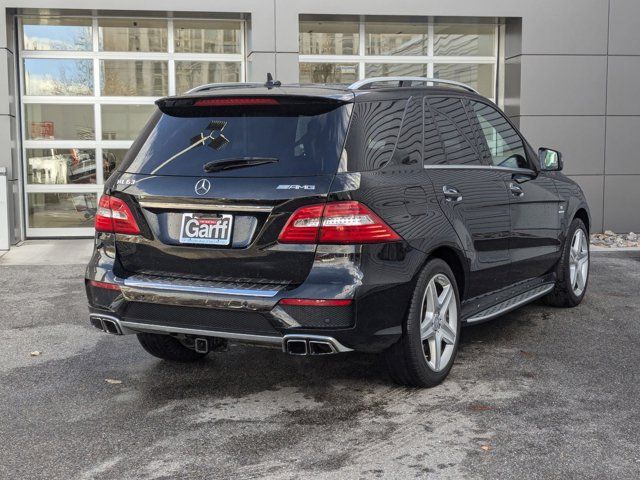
[509,182,524,197]
[442,185,462,202]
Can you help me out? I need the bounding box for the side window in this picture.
[344,100,405,171]
[470,101,529,169]
[391,96,422,166]
[426,97,480,166]
[423,99,446,165]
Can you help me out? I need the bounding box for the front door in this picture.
[468,100,562,283]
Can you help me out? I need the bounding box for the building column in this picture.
[245,8,277,82]
[0,8,20,247]
[246,1,299,84]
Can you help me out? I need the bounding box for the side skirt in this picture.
[463,282,554,325]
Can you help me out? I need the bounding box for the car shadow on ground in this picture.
[116,303,542,404]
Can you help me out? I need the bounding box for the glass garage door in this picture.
[19,15,245,237]
[299,16,499,102]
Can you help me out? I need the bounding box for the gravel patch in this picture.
[591,231,640,248]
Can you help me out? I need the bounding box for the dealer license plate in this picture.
[179,213,233,245]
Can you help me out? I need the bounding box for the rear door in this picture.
[110,95,351,285]
[424,96,513,298]
[468,100,563,282]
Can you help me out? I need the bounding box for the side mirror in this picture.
[539,147,563,171]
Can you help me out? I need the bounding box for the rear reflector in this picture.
[279,298,353,307]
[193,97,280,107]
[278,201,401,244]
[95,195,141,235]
[88,280,121,291]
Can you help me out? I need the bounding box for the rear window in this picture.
[120,101,351,177]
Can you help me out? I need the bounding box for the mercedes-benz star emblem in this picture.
[195,178,211,196]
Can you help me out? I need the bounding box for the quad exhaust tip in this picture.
[89,315,123,335]
[309,341,336,355]
[282,335,348,356]
[286,339,309,355]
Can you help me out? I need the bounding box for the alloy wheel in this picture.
[569,228,589,296]
[420,273,458,372]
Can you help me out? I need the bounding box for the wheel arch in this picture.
[426,245,468,301]
[573,207,590,234]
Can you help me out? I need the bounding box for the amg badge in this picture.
[276,184,316,190]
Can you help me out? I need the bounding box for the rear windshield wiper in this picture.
[203,157,278,173]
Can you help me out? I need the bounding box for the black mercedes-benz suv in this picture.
[85,76,590,387]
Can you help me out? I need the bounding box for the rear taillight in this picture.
[95,195,141,235]
[278,204,324,243]
[278,201,401,245]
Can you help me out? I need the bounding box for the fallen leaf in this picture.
[468,404,493,412]
[105,379,122,385]
[29,351,41,357]
[520,350,535,358]
[480,445,492,452]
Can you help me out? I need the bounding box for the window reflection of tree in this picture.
[53,60,92,95]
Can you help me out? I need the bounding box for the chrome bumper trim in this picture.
[122,277,281,298]
[138,200,273,213]
[119,319,283,345]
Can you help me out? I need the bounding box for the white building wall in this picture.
[0,0,638,239]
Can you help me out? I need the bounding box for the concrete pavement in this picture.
[1,247,639,479]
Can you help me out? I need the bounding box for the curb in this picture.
[590,246,640,252]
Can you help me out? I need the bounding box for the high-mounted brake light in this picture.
[193,97,280,107]
[95,195,141,235]
[278,201,401,245]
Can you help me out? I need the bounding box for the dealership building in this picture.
[0,0,638,246]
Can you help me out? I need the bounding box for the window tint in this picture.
[391,97,422,166]
[121,103,350,177]
[344,100,405,171]
[423,99,446,165]
[470,101,528,169]
[427,97,480,165]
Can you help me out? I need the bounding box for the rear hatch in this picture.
[110,91,352,286]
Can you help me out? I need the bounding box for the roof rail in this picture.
[185,82,263,94]
[348,77,479,94]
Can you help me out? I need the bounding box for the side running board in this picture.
[466,283,554,324]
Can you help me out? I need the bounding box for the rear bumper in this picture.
[87,293,395,353]
[85,242,418,353]
[88,311,353,354]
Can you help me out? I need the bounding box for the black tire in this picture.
[383,258,461,388]
[545,218,590,307]
[136,333,208,362]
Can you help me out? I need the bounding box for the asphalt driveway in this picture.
[1,250,639,479]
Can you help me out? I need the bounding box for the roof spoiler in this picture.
[155,95,350,117]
